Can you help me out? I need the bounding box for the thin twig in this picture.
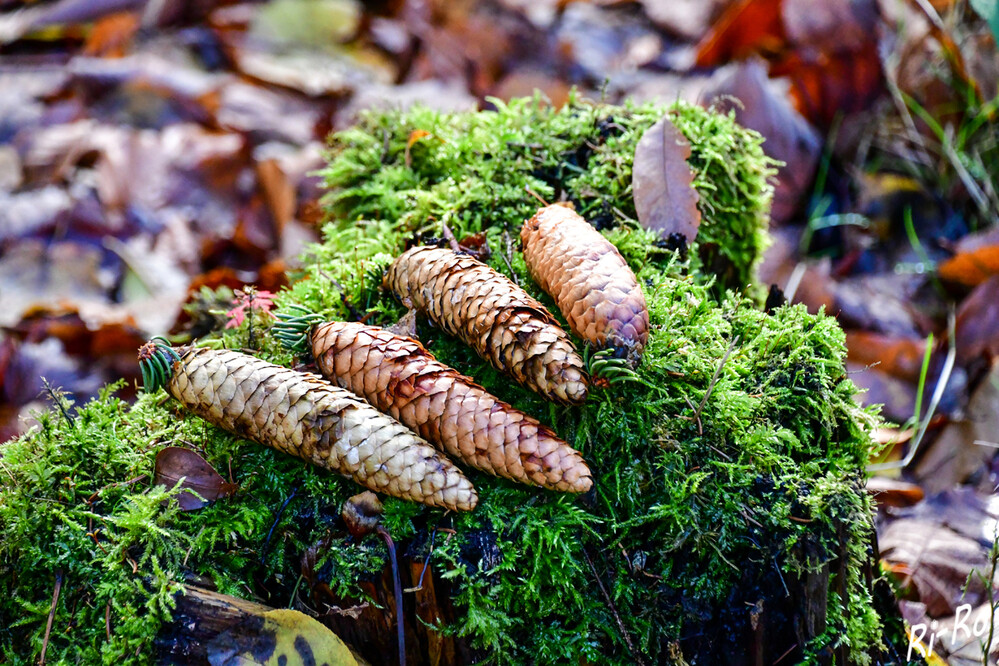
[441,222,461,253]
[377,526,406,666]
[524,186,550,207]
[260,487,298,563]
[39,570,63,666]
[41,378,73,425]
[499,231,519,285]
[694,336,740,435]
[582,548,647,666]
[773,643,799,665]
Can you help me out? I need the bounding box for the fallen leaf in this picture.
[404,129,433,169]
[490,68,572,108]
[845,331,928,382]
[0,186,74,242]
[955,275,999,365]
[831,272,928,337]
[0,239,114,329]
[781,0,878,53]
[386,309,419,338]
[632,114,701,242]
[867,476,924,509]
[879,517,989,617]
[206,608,358,666]
[847,361,919,425]
[154,447,238,511]
[81,11,139,58]
[939,228,999,288]
[915,360,999,494]
[249,0,361,48]
[932,602,999,666]
[217,81,328,146]
[256,159,295,231]
[700,59,821,224]
[334,80,477,129]
[640,0,728,41]
[232,48,381,98]
[772,41,884,128]
[903,488,999,548]
[554,3,663,82]
[694,0,785,68]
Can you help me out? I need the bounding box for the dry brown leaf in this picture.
[81,11,140,58]
[772,42,884,128]
[404,129,433,169]
[700,60,821,224]
[956,275,999,365]
[846,361,918,425]
[154,446,238,511]
[632,114,701,242]
[879,518,989,617]
[845,331,929,382]
[781,0,878,53]
[914,361,999,494]
[640,0,728,41]
[867,476,924,508]
[256,159,295,231]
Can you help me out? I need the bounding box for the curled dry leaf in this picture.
[341,491,384,538]
[955,275,999,365]
[632,114,701,243]
[154,446,238,511]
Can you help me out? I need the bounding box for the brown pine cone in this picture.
[521,205,649,364]
[383,246,588,405]
[161,346,478,511]
[310,321,593,493]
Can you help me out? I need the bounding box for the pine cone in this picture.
[383,246,588,404]
[165,347,477,511]
[521,205,649,364]
[310,321,593,493]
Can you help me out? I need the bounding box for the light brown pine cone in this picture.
[310,321,593,493]
[165,346,477,511]
[521,205,649,364]
[383,246,588,404]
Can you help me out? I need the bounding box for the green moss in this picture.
[0,98,892,665]
[318,94,776,296]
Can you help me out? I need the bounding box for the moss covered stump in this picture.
[0,97,907,665]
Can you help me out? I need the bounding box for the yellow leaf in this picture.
[207,608,359,666]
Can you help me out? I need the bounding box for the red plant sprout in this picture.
[225,288,276,329]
